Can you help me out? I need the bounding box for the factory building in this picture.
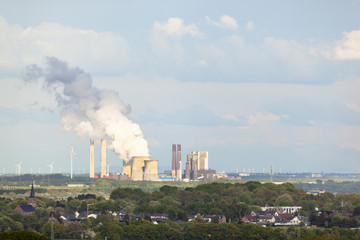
[172,144,182,181]
[122,156,159,181]
[185,151,215,181]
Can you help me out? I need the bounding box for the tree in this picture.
[41,221,65,239]
[65,222,83,238]
[67,199,81,212]
[160,185,178,196]
[0,230,51,240]
[100,221,124,240]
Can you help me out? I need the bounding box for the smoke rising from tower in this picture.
[23,57,149,162]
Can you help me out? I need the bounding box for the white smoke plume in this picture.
[23,57,149,162]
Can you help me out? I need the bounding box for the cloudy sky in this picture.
[1,0,360,174]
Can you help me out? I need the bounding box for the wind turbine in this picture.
[49,162,55,174]
[69,144,79,179]
[15,162,22,176]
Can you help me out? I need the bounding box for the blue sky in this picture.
[0,0,360,174]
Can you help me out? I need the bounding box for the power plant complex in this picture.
[172,144,212,181]
[89,140,212,181]
[89,138,158,181]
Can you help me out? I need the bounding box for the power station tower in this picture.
[100,139,106,178]
[177,144,182,181]
[89,139,95,178]
[172,144,176,179]
[172,144,182,181]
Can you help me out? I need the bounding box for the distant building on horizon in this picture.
[185,151,214,181]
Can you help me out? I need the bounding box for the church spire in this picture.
[30,180,35,198]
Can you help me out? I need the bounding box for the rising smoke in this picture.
[23,57,149,162]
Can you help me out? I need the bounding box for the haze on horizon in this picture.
[0,0,359,174]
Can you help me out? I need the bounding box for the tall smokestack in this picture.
[101,139,106,178]
[172,144,176,179]
[177,144,181,181]
[90,139,95,178]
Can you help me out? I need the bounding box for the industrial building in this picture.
[185,151,215,181]
[122,156,159,181]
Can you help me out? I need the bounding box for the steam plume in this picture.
[24,57,149,162]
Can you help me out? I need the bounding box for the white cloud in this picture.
[0,15,130,73]
[334,30,360,60]
[248,112,281,125]
[246,21,254,31]
[152,17,201,37]
[205,15,238,30]
[195,60,207,67]
[218,114,239,122]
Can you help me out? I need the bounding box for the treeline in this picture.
[294,180,360,193]
[2,223,360,240]
[3,182,360,239]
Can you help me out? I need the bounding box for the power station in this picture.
[88,140,213,181]
[185,151,209,180]
[89,138,159,180]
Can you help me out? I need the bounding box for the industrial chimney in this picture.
[177,144,182,181]
[101,139,106,178]
[90,139,95,178]
[172,144,176,179]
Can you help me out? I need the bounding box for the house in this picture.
[242,214,257,224]
[14,181,36,215]
[274,216,302,226]
[261,206,302,214]
[245,210,308,226]
[60,214,80,223]
[14,204,36,215]
[202,214,227,223]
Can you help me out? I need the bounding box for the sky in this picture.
[0,0,360,175]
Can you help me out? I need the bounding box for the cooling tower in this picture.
[143,160,158,181]
[101,139,106,178]
[122,159,133,178]
[131,156,150,181]
[90,139,95,178]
